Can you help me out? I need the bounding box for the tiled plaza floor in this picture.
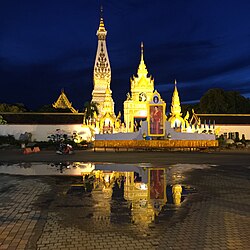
[0,164,249,250]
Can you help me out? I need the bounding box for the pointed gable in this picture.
[53,89,78,113]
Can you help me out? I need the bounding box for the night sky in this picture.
[1,0,250,113]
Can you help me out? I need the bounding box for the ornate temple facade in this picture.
[123,43,156,132]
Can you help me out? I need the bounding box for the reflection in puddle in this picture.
[0,162,95,175]
[0,162,206,225]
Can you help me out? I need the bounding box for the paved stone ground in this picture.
[0,176,51,250]
[0,164,249,250]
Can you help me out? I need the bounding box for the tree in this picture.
[181,103,200,116]
[199,88,250,114]
[200,89,228,113]
[83,101,99,124]
[0,103,28,112]
[226,91,250,113]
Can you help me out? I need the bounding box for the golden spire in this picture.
[168,79,185,128]
[92,4,114,117]
[171,80,182,115]
[137,42,148,77]
[141,42,144,61]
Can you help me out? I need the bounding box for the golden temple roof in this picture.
[52,89,78,113]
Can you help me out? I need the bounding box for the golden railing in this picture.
[93,140,219,151]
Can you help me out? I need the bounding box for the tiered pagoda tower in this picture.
[91,8,115,117]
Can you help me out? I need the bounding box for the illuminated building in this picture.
[91,9,190,135]
[123,43,159,132]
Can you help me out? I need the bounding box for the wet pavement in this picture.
[0,163,249,249]
[0,148,250,165]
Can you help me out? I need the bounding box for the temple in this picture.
[53,89,77,113]
[90,11,214,138]
[89,8,213,137]
[0,7,248,145]
[123,43,158,132]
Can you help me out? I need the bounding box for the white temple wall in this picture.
[1,123,248,142]
[214,125,249,139]
[164,125,216,140]
[0,124,92,142]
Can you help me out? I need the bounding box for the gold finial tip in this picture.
[174,79,177,85]
[100,5,104,22]
[140,42,144,57]
[141,42,144,53]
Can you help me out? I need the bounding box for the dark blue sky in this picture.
[1,0,250,112]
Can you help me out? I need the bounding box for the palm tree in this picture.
[83,101,99,124]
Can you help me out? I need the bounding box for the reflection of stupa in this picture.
[123,172,154,225]
[123,170,167,225]
[78,165,187,225]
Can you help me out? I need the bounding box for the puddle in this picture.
[0,162,209,225]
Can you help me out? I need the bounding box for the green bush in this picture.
[0,115,7,124]
[0,135,18,145]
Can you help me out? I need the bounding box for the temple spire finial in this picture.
[137,42,148,77]
[174,79,177,85]
[141,42,144,61]
[98,5,105,32]
[100,5,104,20]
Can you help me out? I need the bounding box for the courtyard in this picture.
[0,149,249,249]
